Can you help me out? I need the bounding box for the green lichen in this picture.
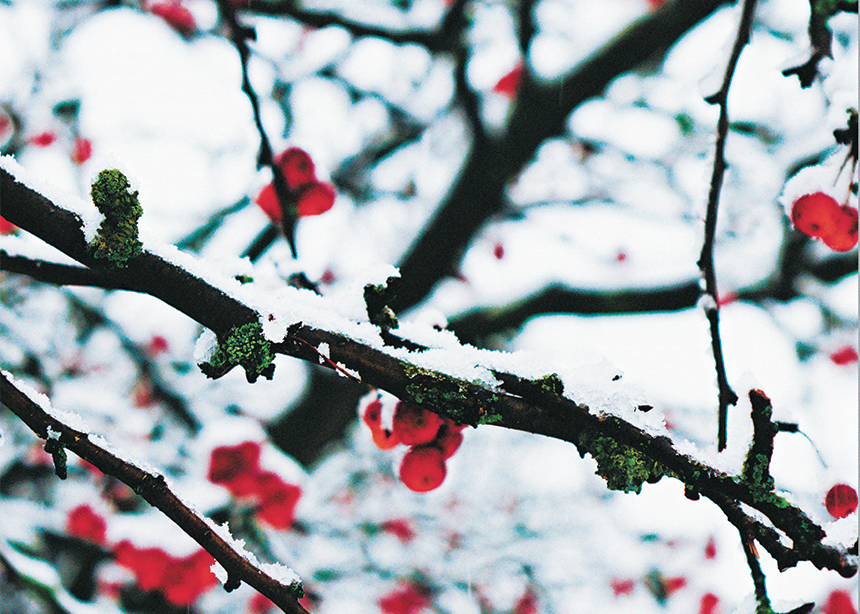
[87,169,143,267]
[403,363,498,425]
[587,435,669,494]
[199,322,275,383]
[534,373,564,395]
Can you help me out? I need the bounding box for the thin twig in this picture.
[0,372,310,614]
[699,0,758,450]
[216,0,298,257]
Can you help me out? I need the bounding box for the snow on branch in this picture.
[1,162,855,582]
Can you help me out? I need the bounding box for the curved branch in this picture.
[448,280,702,346]
[392,0,731,313]
[0,372,309,614]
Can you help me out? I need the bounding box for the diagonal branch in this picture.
[1,164,855,579]
[391,0,731,312]
[699,0,758,450]
[0,372,309,614]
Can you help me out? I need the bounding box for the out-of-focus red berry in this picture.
[825,484,858,519]
[610,578,634,596]
[30,131,56,147]
[162,550,218,606]
[207,441,262,497]
[514,587,538,614]
[493,64,524,98]
[399,445,446,492]
[255,471,302,529]
[297,182,336,216]
[822,589,858,614]
[66,504,107,545]
[381,518,416,543]
[704,536,717,559]
[830,346,859,365]
[378,580,432,614]
[278,147,316,190]
[699,593,720,614]
[150,1,196,37]
[393,403,442,446]
[71,137,92,164]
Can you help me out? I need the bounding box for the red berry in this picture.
[0,216,17,235]
[207,441,262,497]
[393,402,442,446]
[150,1,196,37]
[704,536,717,559]
[825,484,858,519]
[71,137,92,164]
[30,131,56,147]
[363,399,400,449]
[699,593,720,614]
[825,205,858,252]
[433,422,463,460]
[791,192,859,251]
[378,581,432,614]
[610,578,634,596]
[830,346,859,365]
[66,504,107,545]
[493,64,523,98]
[162,550,218,606]
[399,445,446,492]
[297,182,336,216]
[822,589,857,614]
[278,147,316,190]
[255,471,302,528]
[255,183,282,223]
[493,241,505,259]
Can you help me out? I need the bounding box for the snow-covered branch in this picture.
[1,162,855,583]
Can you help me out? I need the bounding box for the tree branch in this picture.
[0,372,309,614]
[392,0,731,312]
[2,165,855,580]
[699,0,758,450]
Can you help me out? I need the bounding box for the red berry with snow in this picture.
[393,402,442,446]
[825,483,858,519]
[399,445,446,492]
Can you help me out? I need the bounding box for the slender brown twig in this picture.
[699,0,759,450]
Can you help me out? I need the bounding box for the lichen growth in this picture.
[87,169,143,267]
[403,363,498,425]
[199,322,275,383]
[534,373,564,395]
[587,435,669,494]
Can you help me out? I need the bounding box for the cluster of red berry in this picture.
[207,441,302,529]
[255,147,336,221]
[65,504,218,606]
[362,396,466,492]
[791,192,858,252]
